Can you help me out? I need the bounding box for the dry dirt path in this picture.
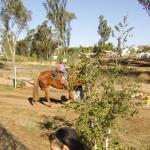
[0,86,76,150]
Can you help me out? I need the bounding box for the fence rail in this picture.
[12,65,56,88]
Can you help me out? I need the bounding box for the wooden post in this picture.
[13,66,17,88]
[147,96,150,108]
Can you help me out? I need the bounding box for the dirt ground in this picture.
[0,60,150,149]
[0,82,150,150]
[0,85,77,150]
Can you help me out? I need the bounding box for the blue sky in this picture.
[22,0,150,47]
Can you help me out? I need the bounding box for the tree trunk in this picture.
[12,38,16,67]
[3,48,9,61]
[12,51,16,67]
[105,128,111,150]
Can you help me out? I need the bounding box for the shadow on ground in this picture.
[28,96,68,107]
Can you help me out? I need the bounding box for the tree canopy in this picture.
[43,0,76,54]
[138,0,150,16]
[97,15,113,53]
[0,0,31,64]
[115,15,134,56]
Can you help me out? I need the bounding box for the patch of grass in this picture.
[40,120,59,130]
[16,80,26,88]
[2,84,14,91]
[39,115,74,131]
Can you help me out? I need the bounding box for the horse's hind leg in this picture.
[44,88,51,107]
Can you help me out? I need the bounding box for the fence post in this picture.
[13,66,17,88]
[147,95,150,108]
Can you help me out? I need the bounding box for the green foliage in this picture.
[15,54,37,62]
[16,39,30,56]
[97,15,114,52]
[3,84,13,91]
[98,41,114,52]
[138,0,150,16]
[16,80,26,88]
[40,120,59,130]
[39,115,73,131]
[30,20,55,60]
[0,0,31,29]
[43,0,76,54]
[104,42,114,51]
[0,0,31,64]
[115,15,134,56]
[69,57,138,149]
[93,45,100,54]
[16,21,58,60]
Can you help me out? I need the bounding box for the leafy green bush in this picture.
[69,56,138,150]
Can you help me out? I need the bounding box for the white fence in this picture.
[13,67,34,88]
[12,65,56,88]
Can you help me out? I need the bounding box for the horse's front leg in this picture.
[44,88,51,107]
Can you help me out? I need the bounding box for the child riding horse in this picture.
[56,59,70,80]
[32,68,83,107]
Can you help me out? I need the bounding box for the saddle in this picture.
[52,70,63,79]
[51,70,67,85]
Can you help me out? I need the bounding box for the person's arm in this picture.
[65,64,70,69]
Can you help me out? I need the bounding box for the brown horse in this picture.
[32,70,82,107]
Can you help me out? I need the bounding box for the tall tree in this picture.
[97,15,113,52]
[138,0,150,16]
[16,39,29,56]
[43,0,76,55]
[115,15,134,56]
[29,21,57,60]
[0,0,31,65]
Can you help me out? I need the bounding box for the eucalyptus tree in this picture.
[16,39,29,56]
[97,15,114,52]
[138,0,150,16]
[29,21,57,60]
[115,15,134,56]
[0,0,31,65]
[43,0,76,55]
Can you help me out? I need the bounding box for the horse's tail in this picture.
[33,73,40,102]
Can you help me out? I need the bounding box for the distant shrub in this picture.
[137,73,150,82]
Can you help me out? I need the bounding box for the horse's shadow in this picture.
[28,95,68,107]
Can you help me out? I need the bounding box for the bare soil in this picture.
[0,60,150,149]
[0,85,76,150]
